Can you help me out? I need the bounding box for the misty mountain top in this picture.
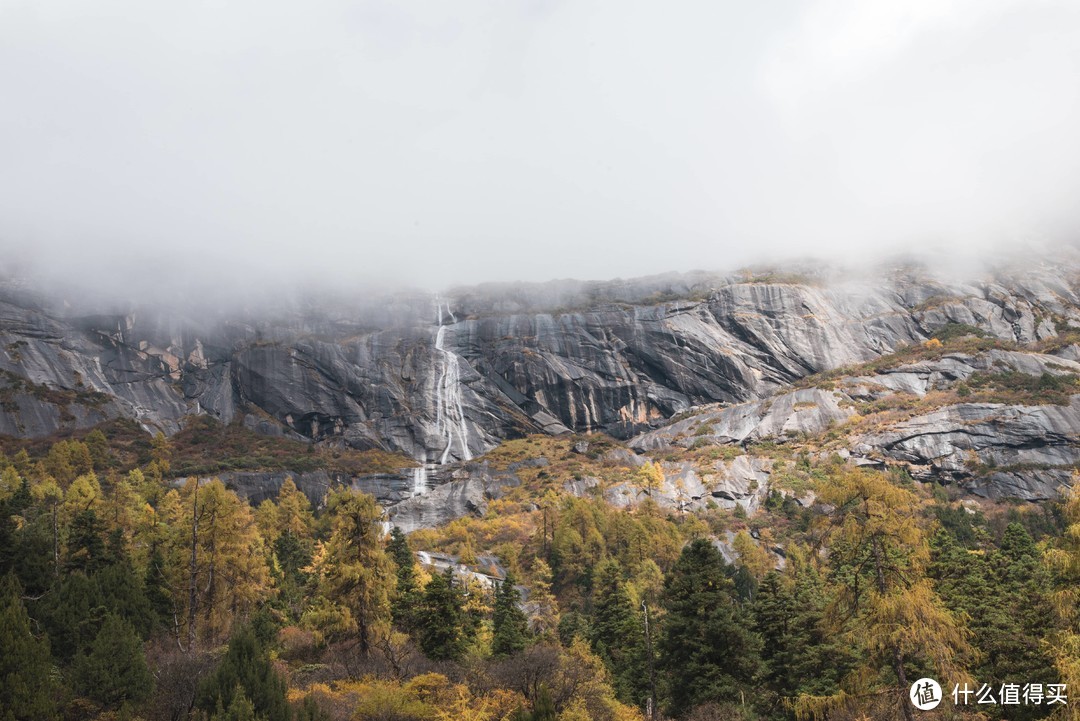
[3,241,1077,326]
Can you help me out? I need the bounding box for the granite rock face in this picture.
[630,344,1080,502]
[853,401,1080,500]
[630,388,853,451]
[3,260,1080,504]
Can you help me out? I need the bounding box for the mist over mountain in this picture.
[6,4,1080,719]
[3,245,1080,515]
[4,0,1080,295]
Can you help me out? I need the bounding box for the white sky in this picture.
[2,0,1079,294]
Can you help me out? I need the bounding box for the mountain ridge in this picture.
[2,254,1080,518]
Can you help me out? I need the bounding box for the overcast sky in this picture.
[2,0,1080,295]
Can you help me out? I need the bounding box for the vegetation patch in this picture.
[930,322,988,342]
[964,370,1080,405]
[169,416,412,477]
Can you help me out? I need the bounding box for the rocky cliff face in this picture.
[2,257,1080,510]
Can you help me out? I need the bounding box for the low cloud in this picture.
[1,0,1078,300]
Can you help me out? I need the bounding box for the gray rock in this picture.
[384,461,523,532]
[854,400,1080,500]
[630,388,852,450]
[5,258,1080,509]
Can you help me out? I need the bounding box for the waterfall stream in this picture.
[433,303,473,465]
[412,464,428,497]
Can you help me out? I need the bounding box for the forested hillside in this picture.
[2,416,1078,721]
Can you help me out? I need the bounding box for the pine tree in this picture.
[212,688,257,721]
[1040,487,1080,719]
[531,686,557,721]
[7,507,54,596]
[753,571,795,708]
[196,624,290,721]
[66,507,108,573]
[143,545,173,630]
[387,526,420,630]
[658,538,761,718]
[73,613,154,708]
[38,571,105,662]
[162,478,271,648]
[797,468,972,721]
[314,488,394,654]
[295,695,331,721]
[493,571,530,657]
[752,557,853,719]
[0,574,57,721]
[95,558,156,639]
[417,568,468,661]
[588,559,646,706]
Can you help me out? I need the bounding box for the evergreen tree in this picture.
[143,545,173,630]
[314,488,394,653]
[588,559,646,706]
[10,475,32,513]
[8,511,54,597]
[492,571,530,657]
[417,568,468,661]
[798,468,971,721]
[387,526,420,630]
[531,686,557,721]
[930,524,1058,721]
[196,624,290,721]
[557,610,589,646]
[0,498,17,577]
[753,571,795,710]
[752,559,852,719]
[95,558,155,639]
[274,529,313,619]
[658,538,761,718]
[38,571,105,662]
[0,574,57,721]
[66,507,108,573]
[73,613,154,708]
[274,530,313,585]
[1046,487,1080,714]
[212,687,258,721]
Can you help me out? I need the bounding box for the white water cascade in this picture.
[433,304,473,465]
[412,464,429,497]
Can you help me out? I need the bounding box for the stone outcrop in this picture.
[3,257,1080,508]
[853,401,1080,500]
[630,388,853,451]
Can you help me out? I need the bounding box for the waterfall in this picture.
[412,465,428,497]
[433,304,473,464]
